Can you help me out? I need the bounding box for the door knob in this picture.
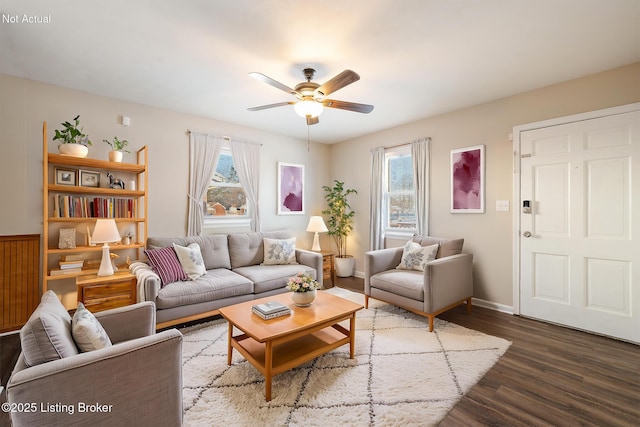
[523,231,532,238]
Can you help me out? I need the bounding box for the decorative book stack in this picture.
[252,300,291,320]
[50,255,85,275]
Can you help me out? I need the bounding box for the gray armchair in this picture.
[7,296,183,427]
[365,236,473,331]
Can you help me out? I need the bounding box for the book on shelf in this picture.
[60,254,84,262]
[59,260,84,269]
[50,267,83,276]
[52,195,137,219]
[251,306,291,320]
[252,300,289,315]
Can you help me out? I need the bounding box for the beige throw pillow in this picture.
[263,237,297,265]
[173,243,207,280]
[72,303,112,352]
[396,242,439,271]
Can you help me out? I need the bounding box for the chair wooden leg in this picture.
[364,295,369,309]
[466,297,472,314]
[428,314,434,332]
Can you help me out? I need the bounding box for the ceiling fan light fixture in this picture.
[294,99,323,118]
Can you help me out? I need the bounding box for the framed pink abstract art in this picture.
[450,145,485,213]
[277,162,305,215]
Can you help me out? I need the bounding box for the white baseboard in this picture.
[472,297,513,314]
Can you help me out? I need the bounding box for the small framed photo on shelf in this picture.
[55,168,76,186]
[79,170,100,187]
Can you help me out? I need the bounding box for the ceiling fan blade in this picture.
[316,70,360,97]
[322,99,374,114]
[249,72,297,95]
[247,101,294,111]
[306,116,319,126]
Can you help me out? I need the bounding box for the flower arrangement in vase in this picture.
[286,272,321,307]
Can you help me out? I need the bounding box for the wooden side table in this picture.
[320,250,335,288]
[76,270,137,313]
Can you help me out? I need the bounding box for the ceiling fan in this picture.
[247,68,374,125]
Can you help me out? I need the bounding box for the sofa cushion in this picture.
[262,237,297,265]
[147,235,231,270]
[144,246,189,287]
[20,290,79,367]
[228,230,292,268]
[155,269,253,309]
[234,264,316,294]
[370,270,424,301]
[397,242,438,271]
[412,235,464,259]
[173,243,207,280]
[72,302,112,352]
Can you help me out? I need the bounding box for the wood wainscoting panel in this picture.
[0,234,40,333]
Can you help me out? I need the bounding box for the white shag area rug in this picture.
[181,287,511,426]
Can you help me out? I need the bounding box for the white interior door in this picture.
[519,110,640,343]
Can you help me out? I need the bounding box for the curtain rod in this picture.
[383,137,431,150]
[186,129,263,146]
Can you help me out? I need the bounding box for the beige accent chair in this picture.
[365,236,473,331]
[7,292,183,427]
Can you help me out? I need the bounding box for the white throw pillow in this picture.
[173,243,207,280]
[396,242,439,271]
[72,303,112,352]
[263,237,297,265]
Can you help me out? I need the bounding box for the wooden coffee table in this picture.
[219,291,363,401]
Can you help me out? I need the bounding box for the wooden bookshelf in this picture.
[42,121,148,299]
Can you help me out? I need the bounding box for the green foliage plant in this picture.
[322,180,357,258]
[53,115,92,146]
[103,136,130,153]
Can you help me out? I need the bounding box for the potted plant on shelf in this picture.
[322,180,357,277]
[53,115,92,157]
[103,136,130,162]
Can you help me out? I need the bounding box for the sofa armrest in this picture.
[423,253,473,312]
[94,301,156,344]
[7,329,183,427]
[296,249,324,286]
[130,261,161,302]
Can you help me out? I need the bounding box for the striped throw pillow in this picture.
[144,246,188,287]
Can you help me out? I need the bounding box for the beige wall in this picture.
[330,62,640,307]
[2,63,639,308]
[0,74,331,293]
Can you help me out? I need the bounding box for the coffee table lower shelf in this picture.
[229,323,353,401]
[234,324,350,373]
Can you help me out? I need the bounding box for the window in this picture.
[203,147,248,219]
[385,146,416,231]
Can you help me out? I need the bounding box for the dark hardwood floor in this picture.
[1,277,638,426]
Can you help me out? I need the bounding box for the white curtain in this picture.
[369,147,385,250]
[230,140,261,231]
[412,137,431,235]
[187,132,223,236]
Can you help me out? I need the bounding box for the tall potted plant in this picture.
[322,180,357,277]
[53,115,92,157]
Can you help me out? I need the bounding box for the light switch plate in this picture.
[496,200,510,212]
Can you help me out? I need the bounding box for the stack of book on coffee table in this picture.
[252,300,291,320]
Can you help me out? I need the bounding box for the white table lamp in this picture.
[306,216,328,252]
[92,219,121,276]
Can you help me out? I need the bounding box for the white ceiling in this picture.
[2,0,639,144]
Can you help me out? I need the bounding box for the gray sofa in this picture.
[7,293,183,427]
[132,230,323,328]
[365,235,473,331]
